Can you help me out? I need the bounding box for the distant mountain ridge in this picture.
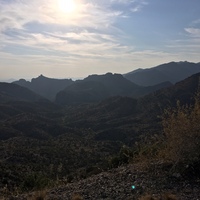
[55,73,140,105]
[13,75,73,101]
[62,72,200,142]
[55,73,172,105]
[124,61,200,86]
[12,61,200,105]
[137,72,200,117]
[1,66,200,193]
[0,82,45,103]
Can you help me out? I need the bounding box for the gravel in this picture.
[5,162,200,200]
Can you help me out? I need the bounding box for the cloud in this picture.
[130,5,141,13]
[0,0,147,48]
[0,45,181,79]
[0,0,128,39]
[164,26,200,61]
[1,25,130,58]
[0,1,122,50]
[110,0,148,13]
[185,28,200,37]
[110,0,136,4]
[1,0,198,80]
[0,0,125,35]
[130,0,148,12]
[0,0,141,64]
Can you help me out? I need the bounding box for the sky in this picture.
[0,0,200,80]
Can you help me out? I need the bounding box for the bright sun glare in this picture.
[58,0,76,13]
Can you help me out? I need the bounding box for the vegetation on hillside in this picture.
[161,94,200,176]
[1,73,200,198]
[108,93,200,179]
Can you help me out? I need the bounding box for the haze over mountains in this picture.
[124,61,200,86]
[1,60,199,141]
[56,73,139,105]
[0,82,45,103]
[13,75,73,101]
[1,61,200,195]
[12,61,200,104]
[1,63,200,144]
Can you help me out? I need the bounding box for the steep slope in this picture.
[55,80,110,105]
[0,82,63,140]
[124,61,200,86]
[56,73,172,105]
[134,81,173,97]
[63,72,200,142]
[14,163,199,200]
[84,73,140,96]
[0,82,45,103]
[55,73,142,105]
[137,72,200,116]
[13,75,73,101]
[1,73,200,195]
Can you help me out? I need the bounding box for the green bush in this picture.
[108,145,134,168]
[20,173,50,191]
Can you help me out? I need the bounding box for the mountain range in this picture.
[56,73,140,105]
[13,75,73,101]
[12,61,200,105]
[1,62,200,194]
[1,63,200,142]
[0,82,45,103]
[124,61,200,86]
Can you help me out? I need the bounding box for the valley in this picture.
[0,61,200,199]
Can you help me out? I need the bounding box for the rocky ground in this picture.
[3,162,200,200]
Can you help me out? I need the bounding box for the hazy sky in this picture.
[0,0,200,80]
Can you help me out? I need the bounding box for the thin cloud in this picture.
[130,0,148,12]
[185,28,200,38]
[0,0,129,60]
[131,5,141,13]
[0,47,184,79]
[0,0,199,80]
[109,0,148,13]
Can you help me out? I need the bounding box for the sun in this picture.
[58,0,76,13]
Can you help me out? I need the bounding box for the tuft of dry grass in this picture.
[162,193,178,200]
[27,189,47,200]
[71,194,84,200]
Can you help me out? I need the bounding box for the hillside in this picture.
[8,162,200,199]
[55,73,171,105]
[61,72,200,143]
[137,71,200,114]
[0,82,45,103]
[13,75,73,101]
[55,73,141,105]
[14,62,193,105]
[1,73,200,198]
[124,61,200,86]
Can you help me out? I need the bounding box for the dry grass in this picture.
[71,194,84,200]
[27,190,47,200]
[162,96,200,166]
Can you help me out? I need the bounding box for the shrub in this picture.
[162,94,200,174]
[108,145,134,168]
[20,173,50,191]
